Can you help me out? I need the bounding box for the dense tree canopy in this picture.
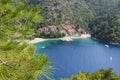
[89,10,120,44]
[33,0,120,28]
[61,68,120,80]
[36,0,94,29]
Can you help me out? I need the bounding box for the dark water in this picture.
[34,39,120,80]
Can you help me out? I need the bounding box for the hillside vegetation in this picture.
[89,10,120,44]
[32,0,120,43]
[61,68,120,80]
[0,0,120,80]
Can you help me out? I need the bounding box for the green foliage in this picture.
[0,41,53,80]
[35,0,120,28]
[29,0,120,43]
[85,0,119,16]
[0,0,53,80]
[89,11,120,43]
[61,68,120,80]
[33,0,94,29]
[35,32,65,39]
[0,0,42,40]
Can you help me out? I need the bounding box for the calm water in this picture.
[34,39,120,80]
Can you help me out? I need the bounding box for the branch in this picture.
[0,59,42,71]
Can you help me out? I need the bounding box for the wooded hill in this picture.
[31,0,120,44]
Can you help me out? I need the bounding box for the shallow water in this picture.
[34,39,120,80]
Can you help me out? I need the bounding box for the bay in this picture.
[34,39,120,80]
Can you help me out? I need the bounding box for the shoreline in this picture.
[91,37,120,46]
[29,34,91,44]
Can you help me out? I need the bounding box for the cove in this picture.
[34,39,120,80]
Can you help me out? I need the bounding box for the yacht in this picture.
[105,44,109,48]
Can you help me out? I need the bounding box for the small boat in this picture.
[105,44,109,48]
[42,46,45,48]
[110,56,112,60]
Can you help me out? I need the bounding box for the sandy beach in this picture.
[29,34,91,44]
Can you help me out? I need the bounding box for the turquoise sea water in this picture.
[34,39,120,80]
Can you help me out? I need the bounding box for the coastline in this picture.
[91,37,120,46]
[29,34,91,44]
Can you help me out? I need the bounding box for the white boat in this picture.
[105,44,109,48]
[42,46,45,48]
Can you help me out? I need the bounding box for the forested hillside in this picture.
[31,0,120,44]
[35,0,120,27]
[85,0,119,15]
[89,10,120,44]
[37,0,94,28]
